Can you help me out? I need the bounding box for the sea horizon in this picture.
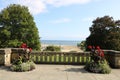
[40,40,82,46]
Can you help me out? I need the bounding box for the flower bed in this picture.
[84,46,111,74]
[10,43,35,72]
[11,61,35,72]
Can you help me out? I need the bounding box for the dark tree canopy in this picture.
[0,4,41,50]
[86,16,120,50]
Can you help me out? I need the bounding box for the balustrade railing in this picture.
[0,48,120,68]
[30,51,90,65]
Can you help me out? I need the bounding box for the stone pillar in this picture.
[0,49,11,66]
[4,49,11,66]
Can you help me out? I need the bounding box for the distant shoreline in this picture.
[40,40,81,46]
[41,43,83,52]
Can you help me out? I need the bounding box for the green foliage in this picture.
[99,61,111,74]
[11,65,21,71]
[8,39,22,48]
[84,61,111,74]
[43,45,61,51]
[11,61,36,72]
[84,46,111,74]
[0,4,40,50]
[12,55,23,65]
[20,63,30,72]
[11,50,35,72]
[69,50,77,52]
[28,61,36,70]
[86,16,120,51]
[77,40,86,51]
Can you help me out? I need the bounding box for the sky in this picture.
[0,0,120,41]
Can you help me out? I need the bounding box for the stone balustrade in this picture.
[0,48,120,68]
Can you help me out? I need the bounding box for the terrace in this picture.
[0,48,120,80]
[0,65,120,80]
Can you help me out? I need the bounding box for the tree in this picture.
[0,4,40,50]
[86,16,120,50]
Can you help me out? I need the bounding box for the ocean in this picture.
[41,40,81,46]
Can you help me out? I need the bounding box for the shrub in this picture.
[10,61,36,72]
[12,56,23,65]
[84,61,111,74]
[99,62,111,74]
[43,45,61,51]
[11,65,21,71]
[27,61,36,70]
[20,63,30,71]
[84,46,111,74]
[77,40,86,51]
[11,46,35,72]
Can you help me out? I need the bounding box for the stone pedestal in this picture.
[0,49,11,66]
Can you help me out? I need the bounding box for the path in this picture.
[0,65,120,80]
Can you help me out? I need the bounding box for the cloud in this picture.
[0,0,100,15]
[43,0,93,7]
[17,0,47,15]
[0,0,47,15]
[50,18,71,24]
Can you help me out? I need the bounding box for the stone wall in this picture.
[104,50,120,68]
[0,48,120,68]
[11,48,26,63]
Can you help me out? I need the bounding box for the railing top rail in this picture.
[32,51,88,53]
[103,50,120,54]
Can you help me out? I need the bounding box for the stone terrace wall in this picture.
[0,48,120,68]
[104,50,120,68]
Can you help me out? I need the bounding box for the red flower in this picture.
[97,48,104,57]
[29,48,32,52]
[98,51,104,57]
[20,43,32,53]
[20,43,27,48]
[88,45,92,49]
[100,52,104,57]
[96,46,100,49]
